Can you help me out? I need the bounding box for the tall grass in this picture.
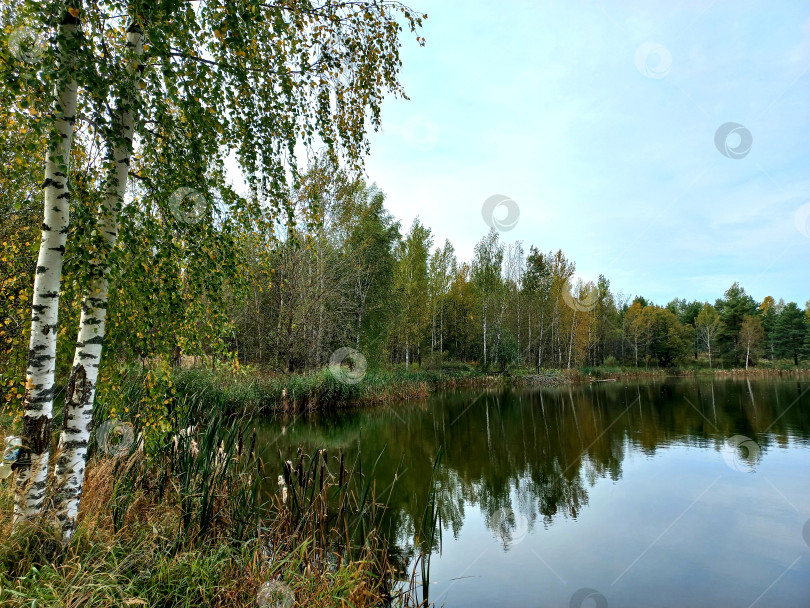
[0,362,419,607]
[106,362,486,416]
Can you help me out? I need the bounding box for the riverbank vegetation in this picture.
[0,390,407,607]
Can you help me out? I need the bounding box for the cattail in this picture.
[277,474,288,503]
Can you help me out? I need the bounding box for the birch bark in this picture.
[14,8,82,525]
[52,21,143,540]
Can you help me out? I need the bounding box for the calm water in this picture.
[259,378,810,607]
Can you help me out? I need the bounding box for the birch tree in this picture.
[695,303,721,368]
[472,229,504,369]
[523,246,550,371]
[13,2,82,525]
[52,17,144,539]
[428,239,454,354]
[8,0,426,538]
[394,219,432,367]
[738,314,765,370]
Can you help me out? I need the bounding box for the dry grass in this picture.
[0,446,400,608]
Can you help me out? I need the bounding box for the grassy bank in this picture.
[105,359,810,419]
[569,362,810,381]
[0,387,412,608]
[109,362,496,416]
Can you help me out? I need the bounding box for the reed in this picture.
[0,382,411,607]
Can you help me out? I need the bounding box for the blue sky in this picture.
[361,0,810,306]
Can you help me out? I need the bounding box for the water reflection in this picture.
[258,378,810,607]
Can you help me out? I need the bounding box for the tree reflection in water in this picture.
[258,378,810,574]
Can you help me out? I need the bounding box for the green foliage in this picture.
[715,282,759,364]
[774,302,807,365]
[493,328,519,372]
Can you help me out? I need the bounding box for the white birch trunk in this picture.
[14,9,81,526]
[538,310,544,373]
[52,22,143,540]
[482,301,487,368]
[567,309,576,370]
[527,307,531,367]
[707,335,712,369]
[440,306,443,353]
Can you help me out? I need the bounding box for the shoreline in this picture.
[158,363,810,415]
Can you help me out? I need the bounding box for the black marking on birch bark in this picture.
[53,171,67,178]
[57,192,70,200]
[59,440,89,451]
[28,393,56,406]
[42,222,52,231]
[41,179,56,189]
[84,335,104,345]
[29,346,52,359]
[56,454,73,468]
[27,351,53,368]
[36,266,48,274]
[83,317,103,325]
[56,486,82,500]
[41,291,59,298]
[27,384,54,402]
[63,365,89,429]
[49,245,66,254]
[32,303,46,313]
[21,414,52,457]
[59,225,70,233]
[78,352,98,360]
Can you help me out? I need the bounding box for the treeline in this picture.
[231,166,810,372]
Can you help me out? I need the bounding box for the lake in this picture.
[259,378,810,607]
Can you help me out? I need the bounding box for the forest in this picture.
[226,165,810,374]
[6,156,810,402]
